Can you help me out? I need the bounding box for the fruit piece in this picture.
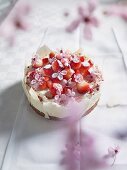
[42,65,53,76]
[46,80,53,88]
[52,60,60,72]
[70,61,81,70]
[38,82,47,90]
[43,68,53,76]
[49,87,57,96]
[88,59,94,67]
[79,66,89,77]
[80,56,85,62]
[76,81,90,94]
[49,52,55,58]
[52,78,61,83]
[63,87,71,94]
[64,68,75,80]
[56,54,62,60]
[28,71,35,81]
[42,58,49,66]
[43,76,50,82]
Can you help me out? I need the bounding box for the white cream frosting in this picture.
[23,45,101,119]
[22,79,100,119]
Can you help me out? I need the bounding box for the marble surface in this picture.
[0,0,127,170]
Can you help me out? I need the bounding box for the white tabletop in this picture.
[0,0,127,170]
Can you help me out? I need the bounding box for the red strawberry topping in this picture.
[42,58,49,66]
[52,60,60,72]
[49,52,55,58]
[38,82,47,90]
[64,68,75,80]
[76,81,90,94]
[70,61,81,70]
[26,49,100,101]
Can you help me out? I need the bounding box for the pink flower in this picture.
[0,2,31,46]
[104,5,127,21]
[66,0,99,40]
[74,74,83,83]
[61,126,106,170]
[52,70,67,80]
[54,93,67,104]
[66,89,75,97]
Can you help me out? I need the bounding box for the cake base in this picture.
[30,100,99,120]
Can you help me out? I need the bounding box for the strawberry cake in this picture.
[22,46,103,119]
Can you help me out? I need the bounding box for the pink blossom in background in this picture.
[60,100,120,170]
[0,2,31,46]
[104,146,120,166]
[61,125,107,170]
[66,0,99,40]
[104,5,127,21]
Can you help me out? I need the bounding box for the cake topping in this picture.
[26,49,102,104]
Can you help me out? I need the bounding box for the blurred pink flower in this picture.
[104,5,127,21]
[66,0,99,40]
[0,2,31,46]
[61,125,106,170]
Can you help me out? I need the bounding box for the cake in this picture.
[22,46,103,119]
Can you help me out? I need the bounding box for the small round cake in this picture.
[22,46,103,119]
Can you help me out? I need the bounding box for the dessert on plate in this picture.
[22,46,103,119]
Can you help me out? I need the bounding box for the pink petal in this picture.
[66,19,81,32]
[61,70,67,75]
[52,73,58,78]
[84,25,92,40]
[121,12,127,21]
[58,73,63,80]
[88,0,98,13]
[90,17,99,27]
[78,6,88,17]
[104,5,127,19]
[108,147,116,157]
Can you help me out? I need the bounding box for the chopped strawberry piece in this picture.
[28,71,35,81]
[64,68,75,80]
[79,66,89,77]
[43,68,53,76]
[88,60,94,67]
[43,76,50,82]
[70,61,81,70]
[63,87,71,94]
[56,54,61,60]
[52,78,61,83]
[80,56,85,62]
[38,82,47,90]
[42,58,49,66]
[46,80,53,88]
[76,81,90,94]
[75,70,80,74]
[49,52,55,58]
[52,60,60,72]
[49,87,57,96]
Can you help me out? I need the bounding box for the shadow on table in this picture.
[0,81,67,143]
[0,81,23,135]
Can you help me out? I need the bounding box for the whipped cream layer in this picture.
[22,80,100,118]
